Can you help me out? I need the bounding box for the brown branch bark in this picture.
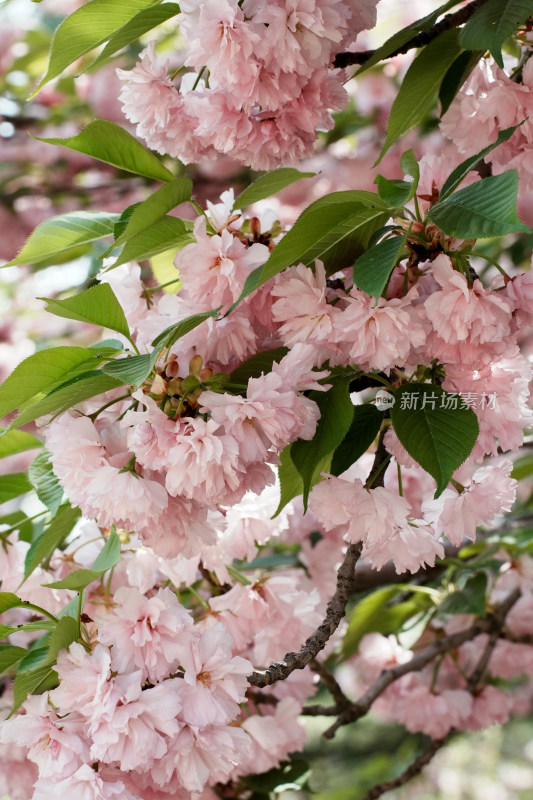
[355,584,518,800]
[309,658,350,707]
[247,541,363,687]
[304,587,520,736]
[247,427,389,688]
[334,0,489,69]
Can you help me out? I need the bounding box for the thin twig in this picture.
[359,736,449,800]
[334,0,489,69]
[310,658,350,707]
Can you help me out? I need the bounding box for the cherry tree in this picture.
[1,0,533,798]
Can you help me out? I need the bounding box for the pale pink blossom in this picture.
[33,764,139,800]
[179,624,251,726]
[392,679,473,738]
[53,643,141,722]
[95,587,194,682]
[238,697,306,776]
[89,681,182,771]
[333,289,426,371]
[176,217,269,312]
[271,261,342,350]
[0,694,89,779]
[422,460,517,545]
[165,416,244,504]
[424,255,513,347]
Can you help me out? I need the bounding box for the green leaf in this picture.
[400,149,420,191]
[2,211,118,268]
[40,283,132,343]
[28,450,63,516]
[0,429,42,459]
[378,29,462,161]
[355,0,461,75]
[330,404,383,476]
[234,195,389,305]
[228,348,289,390]
[274,447,304,517]
[45,616,79,663]
[0,645,27,672]
[439,49,484,116]
[439,125,524,199]
[242,759,311,794]
[375,177,413,207]
[24,505,81,581]
[109,178,193,252]
[12,372,125,429]
[151,308,220,349]
[0,593,25,614]
[343,586,432,657]
[58,590,86,620]
[233,168,315,210]
[391,384,479,497]
[92,530,121,572]
[0,346,98,418]
[11,666,58,715]
[352,235,407,299]
[427,170,531,237]
[17,647,50,673]
[459,0,533,68]
[0,473,33,504]
[438,572,488,616]
[35,121,174,182]
[511,453,533,481]
[101,348,163,388]
[291,381,355,507]
[44,530,121,590]
[34,0,159,92]
[86,3,181,71]
[112,217,192,267]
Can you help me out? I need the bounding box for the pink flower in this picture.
[46,414,169,534]
[33,764,139,800]
[393,679,473,738]
[422,460,517,546]
[271,261,342,350]
[95,587,194,683]
[0,694,89,779]
[176,217,269,312]
[424,255,513,347]
[165,416,243,504]
[89,681,182,771]
[183,0,261,87]
[333,289,426,371]
[238,697,306,776]
[53,643,141,722]
[179,624,251,727]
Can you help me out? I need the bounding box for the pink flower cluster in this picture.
[0,535,315,800]
[42,180,528,577]
[117,0,378,168]
[441,57,533,221]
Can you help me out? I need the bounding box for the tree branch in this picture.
[305,587,520,736]
[309,658,350,707]
[334,0,489,69]
[247,542,363,687]
[360,735,449,800]
[354,584,518,800]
